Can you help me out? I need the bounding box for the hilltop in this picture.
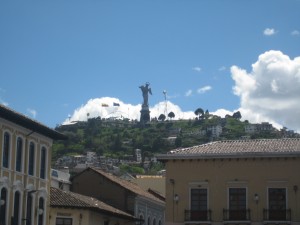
[53,111,298,164]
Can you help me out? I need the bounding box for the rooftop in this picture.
[76,167,165,205]
[157,138,300,160]
[50,187,136,220]
[0,104,66,140]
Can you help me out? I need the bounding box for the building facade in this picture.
[71,167,165,225]
[0,105,66,225]
[157,138,300,225]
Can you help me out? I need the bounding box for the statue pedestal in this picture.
[140,105,150,124]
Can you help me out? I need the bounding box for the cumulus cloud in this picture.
[197,86,212,94]
[63,97,198,124]
[291,30,300,36]
[263,28,276,36]
[231,50,300,131]
[192,67,202,72]
[27,108,37,118]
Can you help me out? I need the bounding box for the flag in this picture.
[102,103,109,107]
[113,102,120,106]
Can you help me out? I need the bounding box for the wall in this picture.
[165,157,300,225]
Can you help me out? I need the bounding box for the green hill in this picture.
[53,112,294,163]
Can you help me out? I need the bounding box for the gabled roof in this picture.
[0,104,66,140]
[157,138,300,160]
[50,187,136,220]
[75,167,164,205]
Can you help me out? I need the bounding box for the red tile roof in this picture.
[50,187,136,220]
[157,138,300,160]
[88,167,165,205]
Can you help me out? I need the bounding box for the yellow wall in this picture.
[0,118,53,225]
[165,157,300,224]
[49,207,136,225]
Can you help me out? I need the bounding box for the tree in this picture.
[232,111,242,120]
[194,108,204,120]
[168,112,175,120]
[158,114,166,121]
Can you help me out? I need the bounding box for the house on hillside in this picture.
[71,167,165,225]
[0,104,66,225]
[157,138,300,225]
[50,187,138,225]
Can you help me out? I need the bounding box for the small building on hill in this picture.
[50,187,137,225]
[71,167,165,225]
[157,138,300,225]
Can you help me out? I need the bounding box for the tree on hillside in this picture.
[194,108,204,120]
[158,114,166,121]
[232,111,242,120]
[168,112,175,120]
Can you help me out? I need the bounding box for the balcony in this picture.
[223,209,251,223]
[263,209,291,223]
[184,210,212,222]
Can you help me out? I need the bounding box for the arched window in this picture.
[153,218,156,225]
[16,137,23,172]
[147,217,151,225]
[38,197,44,225]
[28,142,35,176]
[158,220,162,225]
[0,188,7,225]
[26,193,33,225]
[13,191,21,225]
[40,147,47,179]
[2,132,10,168]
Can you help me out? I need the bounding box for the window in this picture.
[28,142,35,176]
[38,197,44,225]
[190,188,208,220]
[40,147,47,179]
[13,191,21,225]
[56,218,72,225]
[228,188,247,220]
[268,188,287,220]
[26,194,33,225]
[16,137,23,172]
[0,188,7,225]
[2,132,10,168]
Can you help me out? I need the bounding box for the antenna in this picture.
[163,90,167,115]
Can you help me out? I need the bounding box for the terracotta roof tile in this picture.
[50,187,135,220]
[158,138,300,159]
[89,167,165,205]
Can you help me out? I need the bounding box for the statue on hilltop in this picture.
[139,82,152,106]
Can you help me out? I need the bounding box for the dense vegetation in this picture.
[53,110,289,162]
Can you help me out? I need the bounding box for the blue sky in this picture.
[1,1,300,131]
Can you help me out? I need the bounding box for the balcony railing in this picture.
[184,210,212,221]
[223,209,251,221]
[263,209,291,221]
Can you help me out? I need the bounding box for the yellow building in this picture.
[0,105,66,225]
[157,138,300,225]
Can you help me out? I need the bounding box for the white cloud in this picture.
[27,108,37,118]
[218,66,226,71]
[185,89,193,97]
[263,28,276,36]
[192,67,202,72]
[63,97,198,124]
[291,30,300,36]
[197,86,212,94]
[231,50,300,131]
